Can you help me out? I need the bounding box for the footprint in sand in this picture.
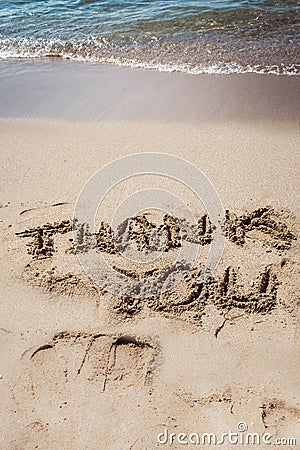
[27,332,160,399]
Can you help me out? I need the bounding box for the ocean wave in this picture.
[0,36,299,76]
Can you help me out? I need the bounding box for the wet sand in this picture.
[0,59,299,123]
[0,62,299,449]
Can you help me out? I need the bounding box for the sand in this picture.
[0,62,299,449]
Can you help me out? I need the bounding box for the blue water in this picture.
[0,0,299,74]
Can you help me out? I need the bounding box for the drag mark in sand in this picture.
[19,202,69,216]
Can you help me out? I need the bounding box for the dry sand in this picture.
[0,62,299,449]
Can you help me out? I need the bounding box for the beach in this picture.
[0,58,299,448]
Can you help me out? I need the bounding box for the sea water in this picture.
[0,0,299,75]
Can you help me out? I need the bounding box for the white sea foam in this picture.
[0,36,298,76]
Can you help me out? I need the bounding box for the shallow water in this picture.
[0,1,299,74]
